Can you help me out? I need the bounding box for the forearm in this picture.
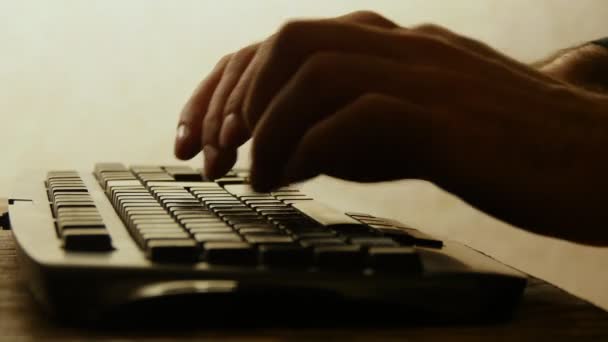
[444,99,608,246]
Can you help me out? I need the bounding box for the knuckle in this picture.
[233,43,258,61]
[296,51,340,89]
[349,10,383,22]
[218,53,233,66]
[274,20,308,50]
[412,23,447,34]
[347,10,396,28]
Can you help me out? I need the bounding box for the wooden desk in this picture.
[2,230,607,341]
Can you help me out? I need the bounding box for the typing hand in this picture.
[175,11,608,244]
[174,11,398,180]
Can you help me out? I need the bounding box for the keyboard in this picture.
[8,163,527,324]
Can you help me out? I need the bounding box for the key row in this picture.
[47,171,112,251]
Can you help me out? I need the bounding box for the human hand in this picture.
[175,11,608,244]
[174,11,399,181]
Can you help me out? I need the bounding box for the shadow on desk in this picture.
[2,230,607,341]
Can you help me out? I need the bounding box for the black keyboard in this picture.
[8,163,527,323]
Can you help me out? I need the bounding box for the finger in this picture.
[283,94,439,184]
[175,54,231,160]
[217,11,398,150]
[200,44,258,179]
[203,145,238,180]
[202,43,259,148]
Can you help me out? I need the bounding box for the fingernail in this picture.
[203,145,219,179]
[176,123,189,141]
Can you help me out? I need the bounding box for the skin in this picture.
[174,11,608,246]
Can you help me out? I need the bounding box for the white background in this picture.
[1,0,608,309]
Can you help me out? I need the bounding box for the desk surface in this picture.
[2,231,607,341]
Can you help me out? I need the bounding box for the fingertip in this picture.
[219,114,249,149]
[203,145,238,180]
[174,123,201,160]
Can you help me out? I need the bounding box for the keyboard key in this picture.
[62,228,113,251]
[179,218,224,224]
[293,231,337,239]
[244,199,283,205]
[203,242,256,265]
[232,223,276,230]
[349,237,398,247]
[164,166,203,181]
[368,246,421,273]
[215,177,247,185]
[238,227,280,234]
[183,222,229,230]
[57,220,105,234]
[245,235,294,244]
[300,237,345,247]
[135,223,181,230]
[146,239,199,262]
[140,232,190,244]
[188,227,234,234]
[94,162,128,179]
[193,233,242,243]
[259,245,313,267]
[315,245,364,269]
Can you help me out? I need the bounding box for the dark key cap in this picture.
[238,227,280,234]
[315,245,364,269]
[232,223,275,230]
[293,231,337,239]
[217,212,260,219]
[259,245,312,267]
[179,218,224,224]
[215,177,247,185]
[349,237,398,247]
[329,224,373,235]
[300,237,345,247]
[244,199,283,205]
[62,229,112,251]
[175,213,218,220]
[368,246,421,273]
[203,242,256,265]
[189,227,235,234]
[146,239,199,262]
[135,223,182,230]
[226,218,269,226]
[164,166,203,181]
[184,223,231,230]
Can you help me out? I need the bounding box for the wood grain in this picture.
[1,230,607,341]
